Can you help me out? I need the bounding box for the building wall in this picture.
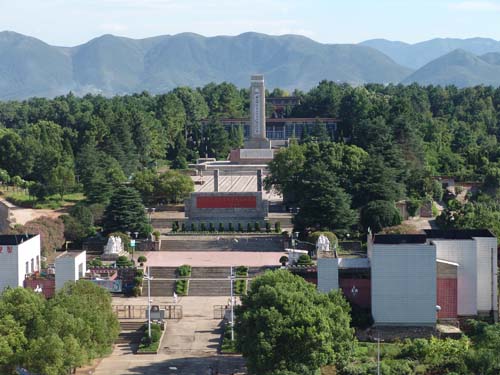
[0,243,19,291]
[371,243,437,325]
[55,252,87,290]
[473,237,498,314]
[339,278,371,309]
[317,258,338,293]
[437,278,458,319]
[434,240,477,316]
[0,236,40,291]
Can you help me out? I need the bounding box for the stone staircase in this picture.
[188,279,232,296]
[160,235,284,252]
[148,266,177,279]
[191,267,230,279]
[149,279,176,297]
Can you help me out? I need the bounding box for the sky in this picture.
[1,0,500,46]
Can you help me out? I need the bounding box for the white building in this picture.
[425,230,498,317]
[55,251,87,290]
[370,234,437,326]
[0,234,41,292]
[368,230,498,325]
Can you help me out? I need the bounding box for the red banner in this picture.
[196,195,257,209]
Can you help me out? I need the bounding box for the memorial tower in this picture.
[245,74,271,149]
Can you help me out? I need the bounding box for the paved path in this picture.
[94,297,245,375]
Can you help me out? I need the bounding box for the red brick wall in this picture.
[196,195,257,209]
[339,278,371,309]
[24,278,56,299]
[437,278,457,319]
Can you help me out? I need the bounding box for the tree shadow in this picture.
[127,355,246,375]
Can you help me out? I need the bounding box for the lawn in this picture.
[0,189,85,209]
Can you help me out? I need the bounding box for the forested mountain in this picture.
[361,37,500,69]
[0,31,411,100]
[402,49,500,87]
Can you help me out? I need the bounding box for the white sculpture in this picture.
[316,234,331,252]
[104,236,123,255]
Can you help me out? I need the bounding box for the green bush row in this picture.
[172,222,282,233]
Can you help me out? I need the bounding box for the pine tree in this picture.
[102,186,149,235]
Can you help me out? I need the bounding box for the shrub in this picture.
[132,286,142,297]
[254,222,260,232]
[235,266,248,276]
[407,198,421,217]
[432,202,439,217]
[177,264,191,277]
[209,223,215,232]
[228,223,234,232]
[238,223,243,232]
[297,254,313,266]
[136,269,144,277]
[137,255,147,263]
[133,276,143,286]
[172,222,178,232]
[116,255,133,267]
[247,223,252,232]
[181,223,186,232]
[175,279,188,295]
[274,222,281,233]
[152,230,160,240]
[191,223,195,232]
[200,223,207,232]
[218,222,224,232]
[265,222,271,233]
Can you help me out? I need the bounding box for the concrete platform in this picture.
[145,251,286,267]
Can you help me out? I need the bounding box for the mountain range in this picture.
[1,31,500,100]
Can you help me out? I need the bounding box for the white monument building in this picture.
[0,234,41,291]
[246,75,271,149]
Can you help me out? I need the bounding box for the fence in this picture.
[113,304,183,320]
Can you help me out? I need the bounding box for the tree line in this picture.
[1,81,500,236]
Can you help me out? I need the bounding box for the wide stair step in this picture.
[119,321,145,331]
[148,279,176,297]
[191,267,230,279]
[188,279,232,296]
[149,266,177,279]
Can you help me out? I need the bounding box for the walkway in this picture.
[94,296,245,375]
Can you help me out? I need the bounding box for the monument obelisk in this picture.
[245,75,271,149]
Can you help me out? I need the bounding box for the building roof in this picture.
[373,234,427,245]
[0,234,36,245]
[424,229,496,239]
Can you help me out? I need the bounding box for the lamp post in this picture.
[144,271,153,339]
[229,266,235,341]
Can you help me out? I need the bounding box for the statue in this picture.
[104,236,123,255]
[316,234,331,252]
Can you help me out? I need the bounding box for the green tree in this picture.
[48,164,75,200]
[360,200,402,233]
[236,270,354,375]
[155,170,194,203]
[102,186,149,235]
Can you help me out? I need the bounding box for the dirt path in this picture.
[0,197,65,226]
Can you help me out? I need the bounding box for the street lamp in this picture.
[228,266,235,341]
[144,271,153,340]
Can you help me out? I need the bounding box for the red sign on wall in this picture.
[196,195,257,209]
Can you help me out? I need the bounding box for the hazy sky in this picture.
[1,0,500,46]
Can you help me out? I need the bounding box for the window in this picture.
[31,258,34,273]
[36,256,40,271]
[26,261,29,275]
